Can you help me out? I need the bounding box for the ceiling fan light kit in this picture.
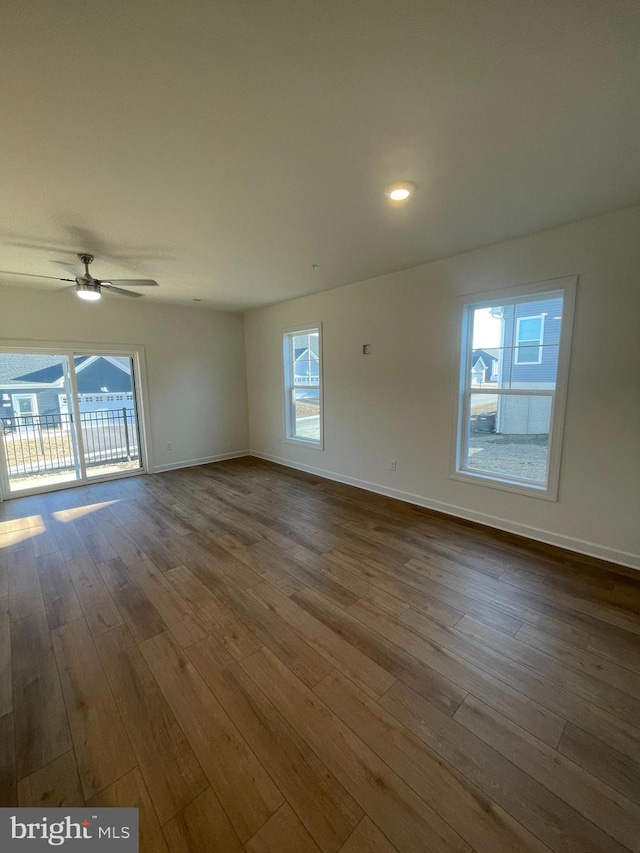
[76,281,102,301]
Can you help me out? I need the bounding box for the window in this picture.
[515,315,544,364]
[283,324,323,447]
[453,277,576,499]
[11,394,38,419]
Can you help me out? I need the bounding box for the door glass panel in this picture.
[0,353,81,492]
[74,355,142,478]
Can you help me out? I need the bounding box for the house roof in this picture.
[0,355,131,387]
[295,348,319,362]
[472,348,499,364]
[1,2,639,310]
[11,356,90,385]
[0,354,68,386]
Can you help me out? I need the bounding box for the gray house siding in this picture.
[33,389,60,418]
[76,360,133,394]
[2,387,61,426]
[497,296,563,435]
[500,297,562,389]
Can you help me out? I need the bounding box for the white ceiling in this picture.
[2,0,639,310]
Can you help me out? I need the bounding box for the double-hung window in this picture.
[515,315,544,364]
[283,324,323,447]
[453,277,576,499]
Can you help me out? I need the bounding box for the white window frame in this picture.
[451,276,576,501]
[282,323,324,449]
[515,314,545,364]
[11,393,39,419]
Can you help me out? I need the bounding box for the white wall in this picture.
[244,206,640,568]
[0,286,249,474]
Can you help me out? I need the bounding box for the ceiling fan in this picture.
[3,253,159,301]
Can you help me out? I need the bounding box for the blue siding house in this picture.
[471,348,499,385]
[293,334,320,385]
[494,295,563,434]
[1,355,135,428]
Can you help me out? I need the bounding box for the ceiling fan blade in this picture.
[100,279,159,287]
[51,260,81,276]
[0,270,74,281]
[101,284,143,298]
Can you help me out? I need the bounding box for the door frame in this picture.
[0,339,153,501]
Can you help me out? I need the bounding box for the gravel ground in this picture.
[467,433,548,482]
[296,402,320,418]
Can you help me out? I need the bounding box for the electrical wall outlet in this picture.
[166,442,173,450]
[362,344,372,355]
[390,460,396,471]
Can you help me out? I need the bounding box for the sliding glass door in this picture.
[0,348,145,496]
[69,354,142,480]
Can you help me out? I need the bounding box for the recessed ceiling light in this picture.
[385,182,416,201]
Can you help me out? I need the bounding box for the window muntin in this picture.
[283,326,323,446]
[455,284,573,498]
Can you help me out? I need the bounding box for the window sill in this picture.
[449,469,558,501]
[283,436,324,451]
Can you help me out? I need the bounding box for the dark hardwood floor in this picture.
[1,457,639,852]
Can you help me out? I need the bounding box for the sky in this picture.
[472,307,502,349]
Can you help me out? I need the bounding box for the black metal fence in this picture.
[1,408,140,477]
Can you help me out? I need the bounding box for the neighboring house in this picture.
[493,296,563,434]
[293,335,320,385]
[1,354,66,426]
[0,355,134,427]
[471,348,499,385]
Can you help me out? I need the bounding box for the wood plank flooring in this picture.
[1,457,639,852]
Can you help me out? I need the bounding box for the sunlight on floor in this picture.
[52,501,121,522]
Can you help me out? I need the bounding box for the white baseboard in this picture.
[250,450,640,570]
[154,450,250,474]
